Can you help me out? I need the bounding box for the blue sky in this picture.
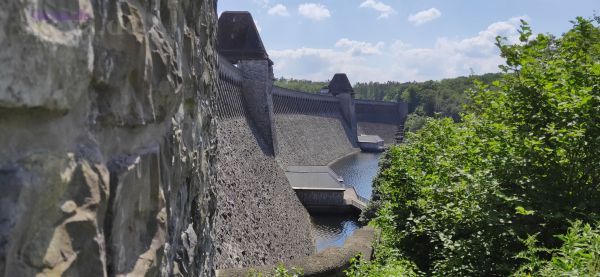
[218,0,598,83]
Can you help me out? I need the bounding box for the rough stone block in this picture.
[0,154,109,276]
[0,0,94,112]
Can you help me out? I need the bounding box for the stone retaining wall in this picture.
[0,0,218,275]
[216,226,376,277]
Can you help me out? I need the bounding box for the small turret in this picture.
[328,73,357,143]
[327,73,354,96]
[217,11,273,65]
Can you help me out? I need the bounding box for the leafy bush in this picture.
[403,113,429,133]
[345,249,421,277]
[515,221,600,276]
[366,17,600,276]
[372,116,521,276]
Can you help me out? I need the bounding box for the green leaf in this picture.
[516,206,535,215]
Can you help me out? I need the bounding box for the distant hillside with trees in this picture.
[274,78,328,94]
[274,73,503,132]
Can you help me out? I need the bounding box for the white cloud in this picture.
[298,3,331,21]
[270,47,392,82]
[269,16,527,82]
[359,0,396,19]
[253,0,270,8]
[268,4,290,16]
[335,38,384,56]
[408,8,442,26]
[390,16,526,79]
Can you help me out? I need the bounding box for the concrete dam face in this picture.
[0,5,406,277]
[272,87,357,168]
[213,57,314,269]
[211,11,408,273]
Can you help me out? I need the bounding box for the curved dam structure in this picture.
[356,99,408,144]
[213,55,314,269]
[213,11,408,271]
[272,87,357,168]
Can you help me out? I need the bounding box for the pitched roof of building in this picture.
[327,73,354,95]
[217,11,272,65]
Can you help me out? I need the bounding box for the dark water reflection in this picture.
[330,152,382,199]
[311,152,382,252]
[311,215,360,252]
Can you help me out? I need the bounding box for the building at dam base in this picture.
[213,11,408,271]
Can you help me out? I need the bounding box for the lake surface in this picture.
[311,152,382,252]
[311,215,360,252]
[330,152,382,199]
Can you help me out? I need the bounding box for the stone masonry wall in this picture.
[355,100,407,144]
[215,118,314,269]
[0,0,218,276]
[272,87,358,168]
[357,122,399,144]
[213,61,313,269]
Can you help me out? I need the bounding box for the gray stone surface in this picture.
[274,113,357,167]
[285,168,343,189]
[358,122,400,144]
[239,60,277,151]
[335,93,358,142]
[216,226,376,277]
[0,0,93,112]
[214,118,314,269]
[0,0,219,276]
[271,87,358,167]
[355,99,408,144]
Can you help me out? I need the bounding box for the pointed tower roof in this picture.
[217,11,272,65]
[327,73,354,95]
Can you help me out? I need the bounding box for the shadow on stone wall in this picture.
[0,0,218,275]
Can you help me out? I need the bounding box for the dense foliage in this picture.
[361,17,600,276]
[273,77,328,94]
[345,252,420,277]
[274,74,501,130]
[515,221,600,276]
[354,73,501,121]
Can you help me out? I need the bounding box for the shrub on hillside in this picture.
[366,17,600,276]
[515,221,600,276]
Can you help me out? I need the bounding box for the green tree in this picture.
[274,77,328,93]
[364,16,600,276]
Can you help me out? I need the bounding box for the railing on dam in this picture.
[355,99,405,124]
[215,55,245,119]
[272,86,343,116]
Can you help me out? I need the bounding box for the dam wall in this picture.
[212,16,408,271]
[355,99,408,144]
[213,56,314,269]
[272,87,358,168]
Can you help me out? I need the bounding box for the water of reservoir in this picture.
[330,152,382,199]
[311,152,382,252]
